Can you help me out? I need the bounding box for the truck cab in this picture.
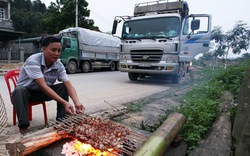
[112,0,211,83]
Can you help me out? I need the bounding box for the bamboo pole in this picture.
[134,112,186,156]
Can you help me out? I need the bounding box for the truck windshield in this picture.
[121,17,180,40]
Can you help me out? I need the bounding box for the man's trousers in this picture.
[11,83,68,128]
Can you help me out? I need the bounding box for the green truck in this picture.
[59,27,121,74]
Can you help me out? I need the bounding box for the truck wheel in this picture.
[139,74,146,78]
[172,74,180,84]
[182,63,186,77]
[115,62,119,71]
[81,61,90,73]
[128,73,139,81]
[110,61,116,71]
[67,61,77,74]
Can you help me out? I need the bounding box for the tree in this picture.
[205,26,226,69]
[226,21,250,55]
[211,26,227,57]
[240,53,250,61]
[32,0,47,13]
[210,21,250,68]
[10,0,96,37]
[43,0,95,34]
[11,0,47,37]
[11,0,32,11]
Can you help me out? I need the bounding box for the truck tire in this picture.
[67,61,77,74]
[81,61,91,73]
[172,63,184,83]
[139,74,146,79]
[172,74,180,84]
[128,73,139,81]
[110,61,116,71]
[115,62,119,71]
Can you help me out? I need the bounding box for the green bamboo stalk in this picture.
[134,112,186,156]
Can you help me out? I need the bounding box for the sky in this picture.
[43,0,250,57]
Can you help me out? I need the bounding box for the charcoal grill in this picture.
[53,114,148,156]
[5,112,185,156]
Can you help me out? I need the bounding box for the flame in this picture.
[62,139,117,156]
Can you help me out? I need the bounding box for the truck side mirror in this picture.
[191,19,200,31]
[112,20,118,34]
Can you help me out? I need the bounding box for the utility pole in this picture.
[75,0,78,27]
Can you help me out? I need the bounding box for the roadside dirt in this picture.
[93,67,203,156]
[101,66,233,156]
[0,62,23,73]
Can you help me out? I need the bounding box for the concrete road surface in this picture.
[0,70,174,128]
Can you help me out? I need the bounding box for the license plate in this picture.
[139,63,151,67]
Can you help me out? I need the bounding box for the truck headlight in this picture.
[166,55,179,63]
[120,55,127,62]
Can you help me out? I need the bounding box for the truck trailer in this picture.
[59,27,121,74]
[112,0,212,83]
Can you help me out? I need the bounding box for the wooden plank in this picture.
[5,127,68,156]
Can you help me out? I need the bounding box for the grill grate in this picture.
[52,114,147,156]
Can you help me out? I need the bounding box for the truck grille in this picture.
[131,49,163,63]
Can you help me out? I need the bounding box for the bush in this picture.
[176,60,250,153]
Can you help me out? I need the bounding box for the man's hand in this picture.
[74,101,85,114]
[64,102,75,115]
[63,81,85,114]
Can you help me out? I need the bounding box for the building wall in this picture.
[12,42,40,54]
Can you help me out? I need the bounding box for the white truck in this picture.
[112,0,212,83]
[59,27,121,74]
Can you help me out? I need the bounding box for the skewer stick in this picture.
[130,131,148,139]
[125,137,146,143]
[122,143,138,151]
[63,115,82,124]
[104,100,140,123]
[114,147,133,156]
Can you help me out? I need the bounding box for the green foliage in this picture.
[212,60,249,97]
[229,102,237,125]
[10,0,96,36]
[176,98,219,152]
[126,97,154,112]
[11,0,33,11]
[184,80,225,100]
[39,0,95,34]
[211,26,227,57]
[140,114,167,132]
[175,60,250,153]
[126,102,143,112]
[227,21,250,54]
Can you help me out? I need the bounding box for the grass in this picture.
[126,97,155,112]
[175,60,250,153]
[122,59,250,154]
